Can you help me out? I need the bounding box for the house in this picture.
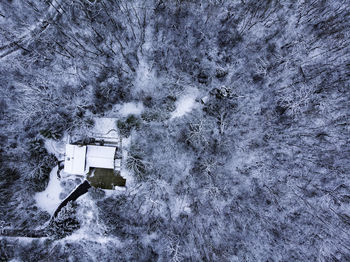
[62,118,126,188]
[64,144,121,175]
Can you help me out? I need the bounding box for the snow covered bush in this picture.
[48,201,80,239]
[126,145,147,181]
[23,138,57,192]
[117,114,142,137]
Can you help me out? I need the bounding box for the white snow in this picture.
[118,102,144,117]
[89,117,120,144]
[171,87,199,118]
[63,194,123,246]
[3,236,48,244]
[65,233,122,245]
[120,136,135,185]
[134,27,157,93]
[44,138,65,160]
[170,196,191,219]
[34,166,63,215]
[141,232,158,246]
[92,117,118,136]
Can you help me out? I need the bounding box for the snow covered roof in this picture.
[64,145,87,175]
[86,145,116,169]
[64,144,116,175]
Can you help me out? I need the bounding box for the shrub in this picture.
[163,96,177,112]
[126,147,147,180]
[117,115,141,137]
[143,96,153,108]
[39,128,63,140]
[48,201,80,239]
[217,28,242,49]
[28,153,57,192]
[88,187,106,200]
[26,139,57,191]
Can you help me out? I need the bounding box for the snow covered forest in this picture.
[1,0,350,261]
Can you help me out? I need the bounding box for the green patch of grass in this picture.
[87,168,126,189]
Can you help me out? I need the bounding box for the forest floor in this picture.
[34,166,63,215]
[171,87,200,119]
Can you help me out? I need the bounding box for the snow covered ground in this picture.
[44,138,65,160]
[171,87,199,119]
[92,118,118,136]
[120,136,135,187]
[170,196,191,219]
[63,194,123,245]
[134,51,157,94]
[34,166,63,215]
[111,102,144,117]
[88,117,120,144]
[118,102,144,116]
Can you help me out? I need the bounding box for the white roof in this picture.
[64,144,116,175]
[86,145,116,169]
[64,145,87,175]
